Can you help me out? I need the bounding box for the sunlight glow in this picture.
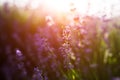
[31,0,89,14]
[0,0,120,17]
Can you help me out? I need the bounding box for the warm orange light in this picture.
[30,0,89,14]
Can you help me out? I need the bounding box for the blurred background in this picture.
[0,0,120,80]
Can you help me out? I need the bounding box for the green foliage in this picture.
[0,4,120,80]
[108,27,120,76]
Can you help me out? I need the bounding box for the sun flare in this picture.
[1,0,120,17]
[30,0,89,14]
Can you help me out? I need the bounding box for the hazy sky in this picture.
[0,0,120,18]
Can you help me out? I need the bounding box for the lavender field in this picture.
[0,2,120,80]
